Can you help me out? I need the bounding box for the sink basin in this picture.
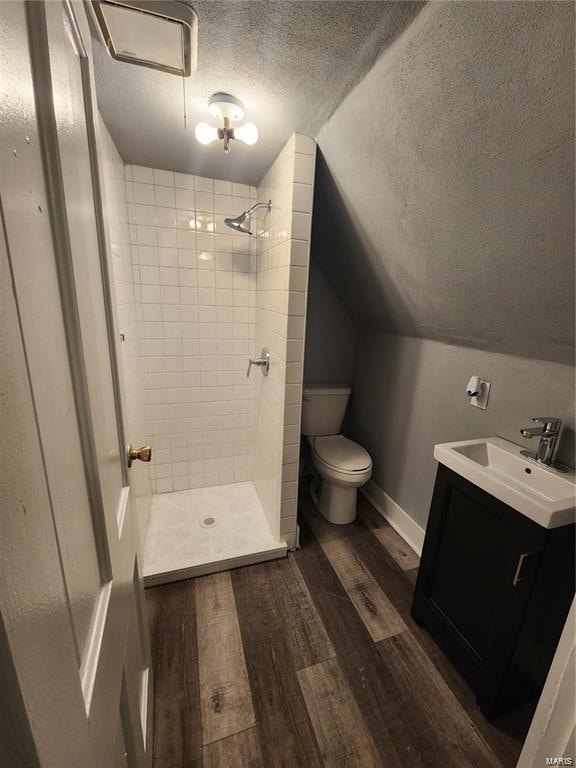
[434,437,576,529]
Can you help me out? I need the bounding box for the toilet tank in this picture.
[301,384,352,436]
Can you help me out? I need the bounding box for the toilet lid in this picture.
[313,435,372,472]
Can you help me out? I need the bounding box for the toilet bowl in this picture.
[302,384,372,524]
[309,435,372,524]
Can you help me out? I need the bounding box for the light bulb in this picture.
[235,122,258,146]
[195,122,218,145]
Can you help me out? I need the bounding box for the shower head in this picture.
[224,209,251,234]
[224,200,271,235]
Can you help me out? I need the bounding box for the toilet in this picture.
[301,384,372,524]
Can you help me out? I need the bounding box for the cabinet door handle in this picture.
[512,552,532,586]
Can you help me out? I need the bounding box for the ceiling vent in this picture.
[89,1,198,77]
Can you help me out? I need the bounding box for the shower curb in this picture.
[143,542,288,588]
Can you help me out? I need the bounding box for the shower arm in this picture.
[246,200,272,216]
[223,200,272,235]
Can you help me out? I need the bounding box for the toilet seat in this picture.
[311,435,372,491]
[313,435,372,473]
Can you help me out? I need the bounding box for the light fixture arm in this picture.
[217,118,255,154]
[217,116,233,153]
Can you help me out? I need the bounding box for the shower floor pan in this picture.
[143,481,287,586]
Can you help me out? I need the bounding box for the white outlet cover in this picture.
[470,380,491,409]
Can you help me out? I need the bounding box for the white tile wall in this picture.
[98,118,152,550]
[253,133,317,549]
[124,165,259,493]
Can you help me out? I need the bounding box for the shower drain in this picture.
[199,516,216,529]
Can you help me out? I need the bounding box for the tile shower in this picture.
[126,166,258,495]
[100,121,315,581]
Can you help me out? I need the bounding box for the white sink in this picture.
[434,437,576,529]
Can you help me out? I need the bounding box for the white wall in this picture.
[518,600,575,768]
[98,118,152,546]
[253,134,316,548]
[124,166,258,493]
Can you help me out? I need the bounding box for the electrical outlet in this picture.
[470,380,491,409]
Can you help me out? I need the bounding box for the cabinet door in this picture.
[413,466,546,713]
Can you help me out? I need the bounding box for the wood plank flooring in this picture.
[202,728,263,768]
[147,580,202,768]
[195,571,255,746]
[306,511,407,642]
[298,658,382,768]
[147,490,529,768]
[357,500,421,571]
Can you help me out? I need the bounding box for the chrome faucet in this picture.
[520,417,562,466]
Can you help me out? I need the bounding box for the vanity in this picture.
[412,437,575,718]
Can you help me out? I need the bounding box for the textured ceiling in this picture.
[312,1,575,364]
[91,0,423,184]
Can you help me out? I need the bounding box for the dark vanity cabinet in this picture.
[412,464,575,718]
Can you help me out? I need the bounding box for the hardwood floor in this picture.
[195,571,256,746]
[146,491,528,768]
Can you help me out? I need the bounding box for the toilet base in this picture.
[310,477,357,525]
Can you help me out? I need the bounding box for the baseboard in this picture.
[360,480,425,556]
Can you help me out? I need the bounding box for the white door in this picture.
[0,1,151,766]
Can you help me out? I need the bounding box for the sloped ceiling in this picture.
[312,1,575,364]
[91,0,423,185]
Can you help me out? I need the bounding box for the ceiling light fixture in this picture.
[195,93,258,153]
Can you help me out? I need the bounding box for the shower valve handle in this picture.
[247,348,270,377]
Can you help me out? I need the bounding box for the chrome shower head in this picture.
[224,209,251,234]
[224,200,271,236]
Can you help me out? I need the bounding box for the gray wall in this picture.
[304,259,357,384]
[348,335,575,529]
[313,1,575,365]
[309,1,575,528]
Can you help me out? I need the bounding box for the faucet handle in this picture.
[246,348,270,378]
[532,417,562,433]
